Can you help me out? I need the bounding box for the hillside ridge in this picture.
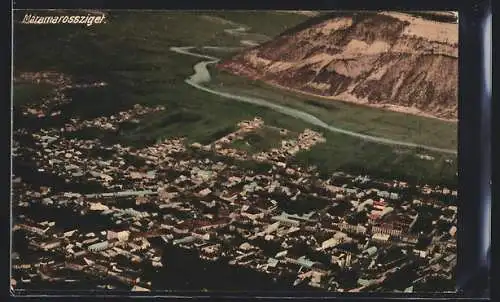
[217,11,459,120]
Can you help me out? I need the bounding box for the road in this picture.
[169,28,457,155]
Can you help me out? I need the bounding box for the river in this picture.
[168,28,457,155]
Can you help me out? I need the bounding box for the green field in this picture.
[229,127,294,154]
[208,11,319,37]
[13,83,53,106]
[208,67,458,151]
[13,11,457,185]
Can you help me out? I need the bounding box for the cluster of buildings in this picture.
[16,71,106,118]
[196,117,266,159]
[63,104,165,132]
[16,71,70,86]
[194,117,326,166]
[12,81,458,292]
[12,195,160,291]
[252,128,326,162]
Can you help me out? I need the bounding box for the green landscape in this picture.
[229,127,295,154]
[13,83,53,105]
[208,67,458,151]
[13,11,458,185]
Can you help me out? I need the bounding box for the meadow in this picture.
[208,67,458,151]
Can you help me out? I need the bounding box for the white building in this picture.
[371,233,390,242]
[321,238,339,250]
[88,241,110,252]
[89,202,109,211]
[107,230,130,242]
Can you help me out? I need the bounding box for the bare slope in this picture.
[218,11,458,120]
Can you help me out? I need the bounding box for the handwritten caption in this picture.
[21,13,107,27]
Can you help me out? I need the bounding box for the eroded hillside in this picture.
[218,12,458,120]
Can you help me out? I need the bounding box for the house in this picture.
[321,238,339,250]
[131,285,150,292]
[371,233,390,242]
[267,258,279,268]
[198,188,212,197]
[41,240,61,251]
[88,241,110,252]
[89,202,109,211]
[449,226,457,237]
[107,230,130,242]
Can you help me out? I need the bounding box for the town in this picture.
[11,72,457,293]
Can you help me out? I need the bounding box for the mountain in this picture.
[217,11,458,120]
